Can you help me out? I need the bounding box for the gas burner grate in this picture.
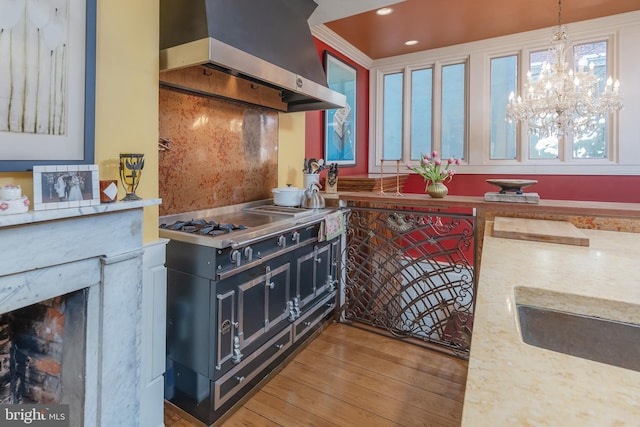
[160,219,247,235]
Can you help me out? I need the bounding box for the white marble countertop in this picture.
[462,223,640,426]
[0,198,161,228]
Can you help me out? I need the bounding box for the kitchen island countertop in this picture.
[462,223,640,426]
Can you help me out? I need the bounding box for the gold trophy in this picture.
[119,153,145,201]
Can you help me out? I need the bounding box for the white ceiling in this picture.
[309,0,406,26]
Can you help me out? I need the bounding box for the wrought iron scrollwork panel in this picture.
[341,206,476,358]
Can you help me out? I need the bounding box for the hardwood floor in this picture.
[164,322,468,427]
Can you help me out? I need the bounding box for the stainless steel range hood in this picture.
[159,0,347,112]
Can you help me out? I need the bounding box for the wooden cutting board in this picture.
[493,217,590,246]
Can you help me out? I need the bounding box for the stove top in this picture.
[160,219,247,236]
[159,200,333,249]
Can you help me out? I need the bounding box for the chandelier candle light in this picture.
[506,0,623,138]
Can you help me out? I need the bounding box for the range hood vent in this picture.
[159,0,347,112]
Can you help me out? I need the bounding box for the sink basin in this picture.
[517,304,640,372]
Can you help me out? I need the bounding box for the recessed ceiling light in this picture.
[404,40,418,46]
[376,8,393,16]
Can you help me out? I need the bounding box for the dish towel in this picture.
[324,211,345,241]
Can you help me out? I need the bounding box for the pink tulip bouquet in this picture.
[406,151,461,187]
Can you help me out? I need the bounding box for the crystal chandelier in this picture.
[506,0,623,138]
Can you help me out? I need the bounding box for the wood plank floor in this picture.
[165,322,468,427]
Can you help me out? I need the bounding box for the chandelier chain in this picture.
[557,0,562,28]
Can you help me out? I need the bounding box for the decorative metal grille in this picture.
[340,205,476,358]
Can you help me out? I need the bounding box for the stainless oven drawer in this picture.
[213,325,292,410]
[293,291,336,341]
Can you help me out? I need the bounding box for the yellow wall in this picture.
[277,112,306,188]
[94,0,159,241]
[0,0,160,242]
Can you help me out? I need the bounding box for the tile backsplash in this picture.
[159,87,279,216]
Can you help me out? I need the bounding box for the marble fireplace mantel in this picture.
[0,198,161,229]
[0,199,161,426]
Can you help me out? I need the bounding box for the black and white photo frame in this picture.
[33,164,100,210]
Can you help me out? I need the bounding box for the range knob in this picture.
[230,250,241,267]
[243,246,253,261]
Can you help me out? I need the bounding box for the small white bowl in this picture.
[0,184,22,200]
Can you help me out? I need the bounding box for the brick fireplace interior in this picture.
[0,290,86,408]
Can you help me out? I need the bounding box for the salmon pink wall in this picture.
[404,174,640,203]
[306,39,368,176]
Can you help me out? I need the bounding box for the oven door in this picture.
[213,256,291,377]
[295,242,332,310]
[236,261,291,349]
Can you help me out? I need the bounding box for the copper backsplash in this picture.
[159,87,279,216]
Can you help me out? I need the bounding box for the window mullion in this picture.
[432,63,443,154]
[402,66,412,162]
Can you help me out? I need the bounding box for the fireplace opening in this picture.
[0,289,87,416]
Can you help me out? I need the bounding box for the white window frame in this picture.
[487,52,520,163]
[367,12,639,175]
[372,56,469,169]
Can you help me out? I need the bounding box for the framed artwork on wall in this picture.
[324,51,357,166]
[0,0,97,172]
[33,164,100,210]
